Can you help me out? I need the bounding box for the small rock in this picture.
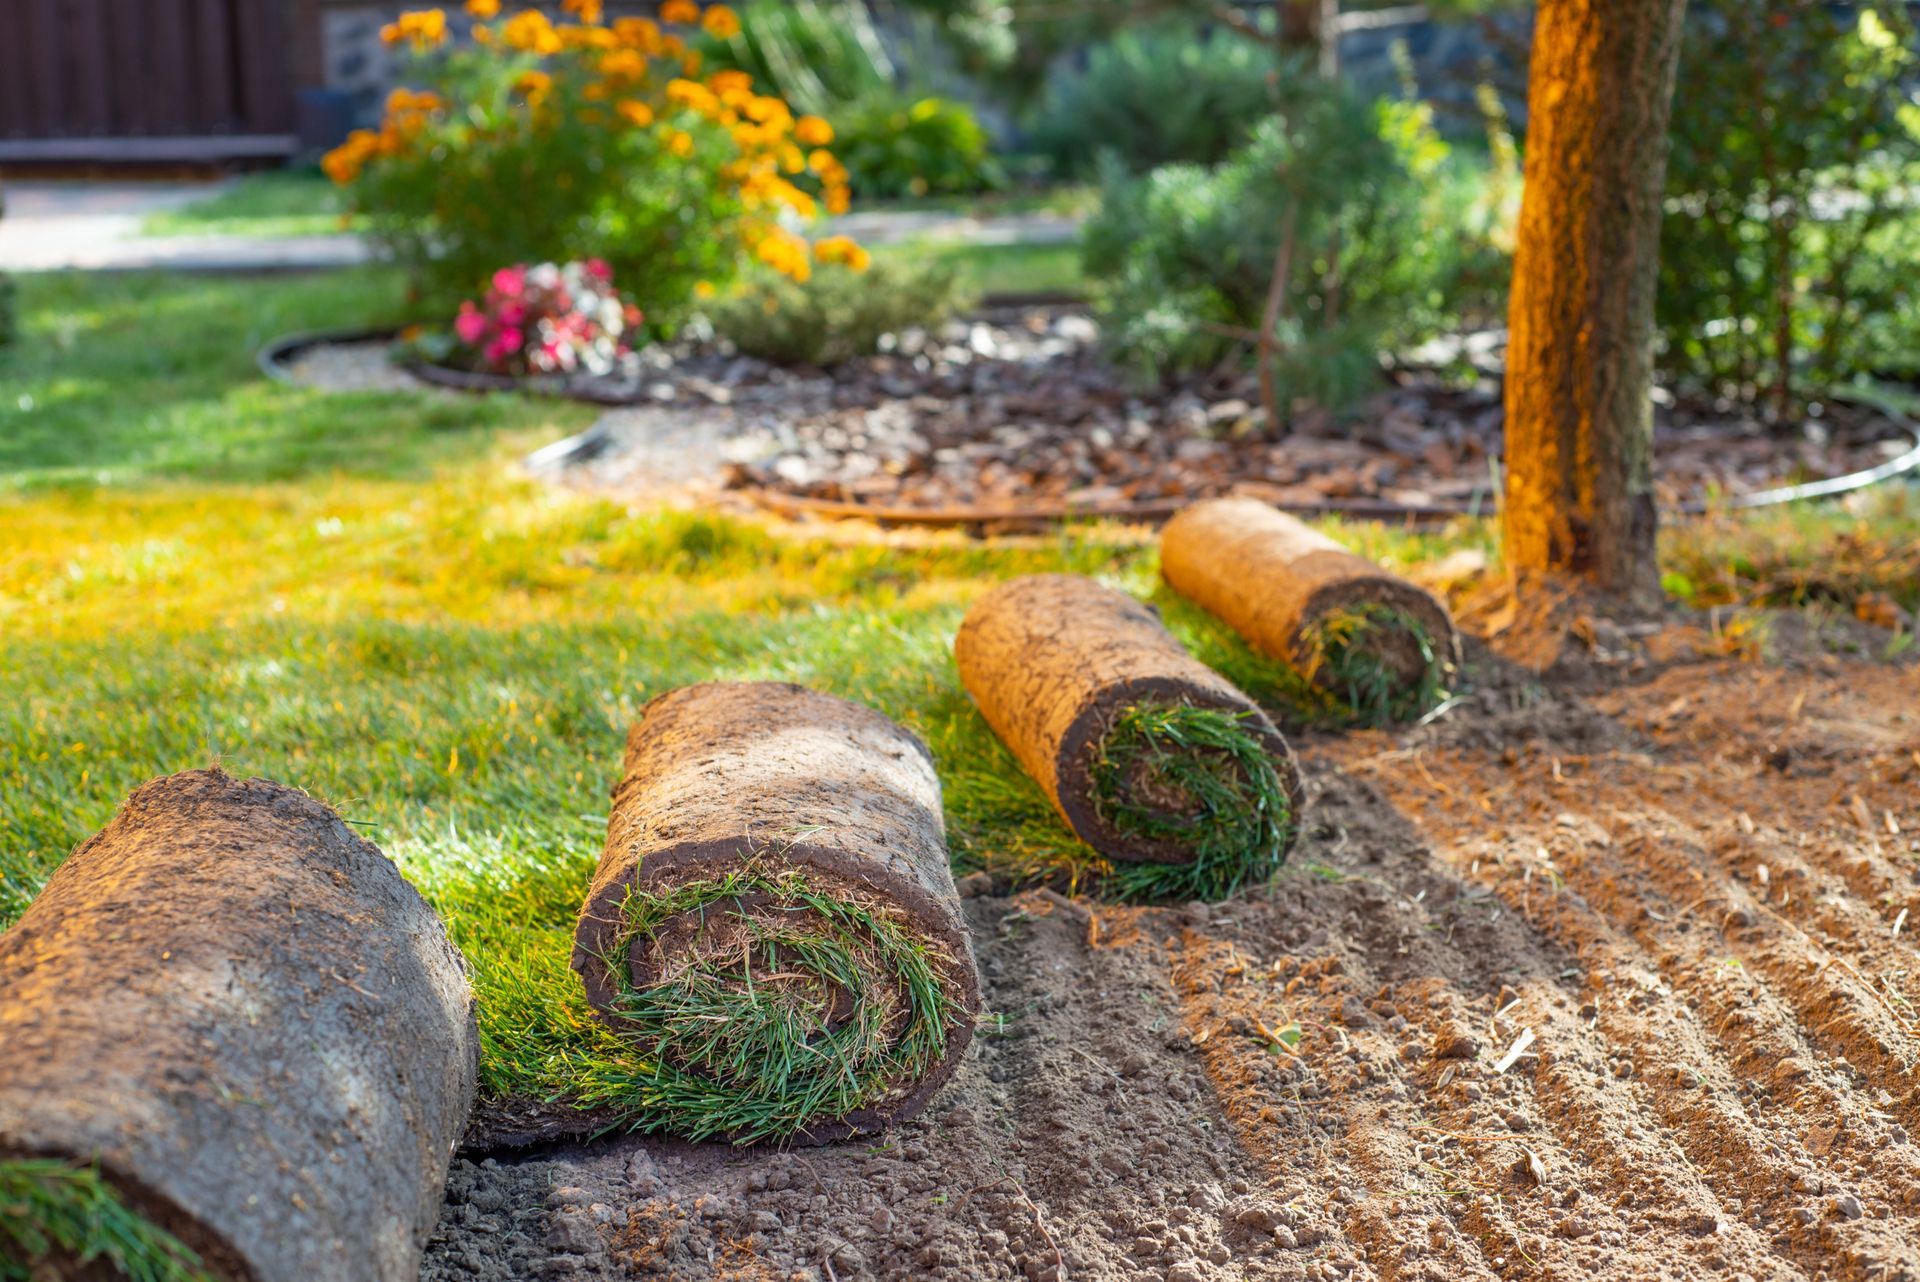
[1833,1194,1863,1221]
[956,871,993,898]
[1164,1263,1206,1282]
[544,1210,601,1255]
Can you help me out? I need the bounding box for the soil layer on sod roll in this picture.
[0,769,478,1282]
[569,682,980,1146]
[1161,497,1460,724]
[954,574,1304,901]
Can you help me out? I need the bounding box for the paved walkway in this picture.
[0,179,1079,273]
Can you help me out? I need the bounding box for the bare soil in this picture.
[423,608,1920,1281]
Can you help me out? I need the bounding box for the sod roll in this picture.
[1161,498,1459,723]
[954,574,1304,900]
[0,769,477,1282]
[571,682,980,1145]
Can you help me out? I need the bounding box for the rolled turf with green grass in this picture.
[568,682,980,1145]
[0,769,477,1282]
[954,575,1304,902]
[1162,498,1458,725]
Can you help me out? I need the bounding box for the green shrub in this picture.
[706,253,974,365]
[829,91,1002,198]
[324,5,851,320]
[1082,73,1495,412]
[704,0,1003,198]
[1025,26,1279,178]
[1659,1,1920,412]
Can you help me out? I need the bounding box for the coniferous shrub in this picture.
[1026,26,1279,179]
[1082,72,1500,413]
[1659,1,1920,413]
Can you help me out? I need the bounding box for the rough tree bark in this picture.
[1501,0,1687,600]
[1277,0,1339,76]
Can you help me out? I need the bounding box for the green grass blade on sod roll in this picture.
[566,682,980,1146]
[1161,498,1460,726]
[954,575,1304,903]
[0,1159,211,1282]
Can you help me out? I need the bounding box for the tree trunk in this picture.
[1277,0,1340,76]
[1501,0,1686,600]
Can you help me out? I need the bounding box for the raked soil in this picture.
[422,607,1920,1281]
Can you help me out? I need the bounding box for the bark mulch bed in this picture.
[277,310,1920,526]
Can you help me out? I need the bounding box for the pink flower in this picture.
[584,258,612,282]
[491,265,528,297]
[496,300,529,328]
[454,303,489,345]
[484,327,524,366]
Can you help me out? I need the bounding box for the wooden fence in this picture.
[0,0,298,161]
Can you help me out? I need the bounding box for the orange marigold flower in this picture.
[794,115,833,147]
[501,9,561,53]
[701,4,740,37]
[464,0,499,16]
[813,236,871,271]
[660,0,700,23]
[825,183,851,215]
[598,48,646,80]
[612,16,659,49]
[742,95,789,126]
[681,50,703,76]
[514,69,554,103]
[706,69,752,96]
[693,280,717,299]
[380,8,448,49]
[321,129,382,184]
[617,99,655,127]
[665,77,718,114]
[664,129,696,158]
[562,0,604,22]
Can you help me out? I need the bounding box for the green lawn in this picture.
[1,268,1912,1142]
[142,169,357,239]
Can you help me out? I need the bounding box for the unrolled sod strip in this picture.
[955,574,1304,901]
[0,769,477,1282]
[571,682,980,1145]
[1162,498,1460,724]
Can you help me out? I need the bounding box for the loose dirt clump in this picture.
[425,612,1920,1281]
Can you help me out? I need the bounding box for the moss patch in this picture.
[1089,701,1293,903]
[0,1159,210,1282]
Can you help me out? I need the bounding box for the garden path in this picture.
[0,179,1079,273]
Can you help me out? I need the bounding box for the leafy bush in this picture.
[703,0,1003,198]
[829,92,1001,198]
[1026,26,1279,178]
[1659,1,1920,413]
[705,245,973,365]
[1082,72,1495,413]
[323,4,853,321]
